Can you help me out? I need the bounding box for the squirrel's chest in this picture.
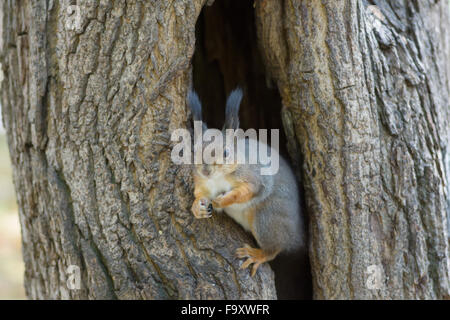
[204,177,255,232]
[202,176,254,232]
[204,176,233,198]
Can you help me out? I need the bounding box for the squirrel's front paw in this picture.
[191,198,213,219]
[212,192,228,208]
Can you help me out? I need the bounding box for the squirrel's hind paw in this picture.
[235,245,278,277]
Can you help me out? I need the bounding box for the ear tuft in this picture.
[223,87,243,130]
[187,90,202,122]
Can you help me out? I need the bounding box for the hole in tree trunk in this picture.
[192,0,287,156]
[192,0,312,300]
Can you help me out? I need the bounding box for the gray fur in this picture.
[191,87,305,256]
[231,142,305,254]
[187,90,203,121]
[223,88,243,131]
[187,89,207,133]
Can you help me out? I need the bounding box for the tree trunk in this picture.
[0,0,275,299]
[256,0,450,299]
[1,0,449,300]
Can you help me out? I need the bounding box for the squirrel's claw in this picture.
[235,244,252,258]
[241,257,254,270]
[191,198,213,219]
[235,245,270,277]
[251,262,262,277]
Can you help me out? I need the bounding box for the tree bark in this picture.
[0,0,276,299]
[1,0,450,300]
[256,0,450,299]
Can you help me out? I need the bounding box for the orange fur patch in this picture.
[216,181,254,207]
[247,207,256,234]
[193,175,209,199]
[235,245,280,277]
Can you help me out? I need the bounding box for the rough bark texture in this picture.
[0,0,276,299]
[256,0,450,299]
[1,0,450,301]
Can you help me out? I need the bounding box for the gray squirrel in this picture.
[187,88,305,276]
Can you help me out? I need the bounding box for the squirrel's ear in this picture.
[187,90,202,122]
[223,87,243,130]
[187,89,207,131]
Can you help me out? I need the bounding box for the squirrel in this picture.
[187,88,305,277]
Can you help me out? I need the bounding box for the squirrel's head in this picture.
[186,88,243,178]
